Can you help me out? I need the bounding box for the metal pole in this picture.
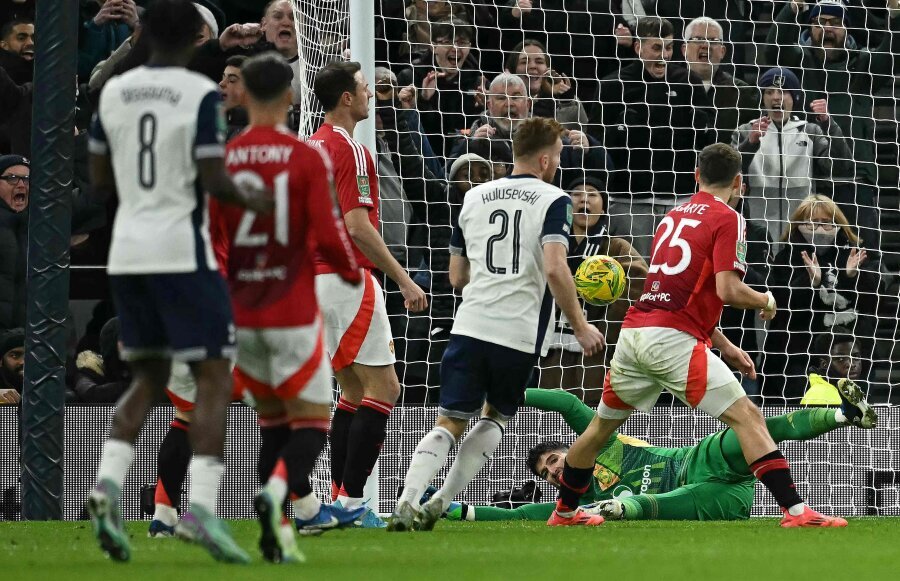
[349,0,380,510]
[21,0,78,520]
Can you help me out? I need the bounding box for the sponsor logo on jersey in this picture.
[640,464,653,493]
[640,291,671,302]
[593,464,620,491]
[736,240,747,263]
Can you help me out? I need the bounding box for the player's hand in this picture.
[748,117,770,144]
[846,247,867,278]
[574,323,605,357]
[721,344,757,379]
[0,388,21,404]
[800,250,822,287]
[219,23,262,50]
[239,184,274,214]
[614,23,633,47]
[810,98,829,123]
[400,281,428,312]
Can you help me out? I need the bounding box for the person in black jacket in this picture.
[0,155,29,330]
[588,16,714,258]
[0,326,23,404]
[73,317,130,403]
[761,194,882,403]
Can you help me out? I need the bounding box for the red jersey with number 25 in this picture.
[623,191,747,342]
[211,126,361,328]
[308,123,378,273]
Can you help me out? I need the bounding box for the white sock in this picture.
[788,503,806,516]
[398,427,456,507]
[835,409,847,424]
[432,418,504,511]
[188,455,224,514]
[336,495,364,510]
[292,493,322,520]
[152,503,179,527]
[96,438,134,489]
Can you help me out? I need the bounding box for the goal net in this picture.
[290,0,900,516]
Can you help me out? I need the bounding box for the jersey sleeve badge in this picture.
[357,175,372,205]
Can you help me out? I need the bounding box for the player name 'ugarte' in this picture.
[480,188,540,205]
[120,86,182,106]
[673,203,710,215]
[226,145,294,165]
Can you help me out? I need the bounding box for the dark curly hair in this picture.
[526,440,569,478]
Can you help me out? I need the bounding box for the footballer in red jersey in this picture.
[215,54,365,562]
[551,144,849,529]
[307,61,426,521]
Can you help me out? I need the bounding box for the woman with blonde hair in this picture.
[761,195,882,403]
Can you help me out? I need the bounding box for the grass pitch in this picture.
[2,518,898,580]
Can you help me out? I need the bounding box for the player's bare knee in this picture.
[435,415,468,440]
[481,404,509,430]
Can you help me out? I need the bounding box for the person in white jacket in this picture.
[732,67,851,246]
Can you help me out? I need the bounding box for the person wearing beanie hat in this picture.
[0,327,24,402]
[537,175,647,402]
[0,155,29,213]
[766,0,900,250]
[448,153,492,186]
[731,66,852,245]
[193,2,219,41]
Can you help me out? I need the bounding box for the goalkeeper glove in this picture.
[444,502,474,521]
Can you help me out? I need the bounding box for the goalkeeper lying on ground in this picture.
[448,385,876,522]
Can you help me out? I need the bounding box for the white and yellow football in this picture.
[574,255,626,306]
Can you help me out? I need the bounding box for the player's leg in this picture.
[330,366,361,500]
[88,274,172,561]
[587,481,754,521]
[552,329,657,526]
[714,390,847,527]
[388,335,484,532]
[150,410,192,537]
[149,360,197,537]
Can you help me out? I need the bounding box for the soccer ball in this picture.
[574,255,626,306]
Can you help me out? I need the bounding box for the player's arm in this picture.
[542,196,605,356]
[305,150,362,285]
[448,255,470,290]
[524,388,597,435]
[710,327,756,379]
[449,503,557,522]
[344,208,426,310]
[715,271,775,319]
[194,90,272,213]
[711,214,776,321]
[87,110,116,201]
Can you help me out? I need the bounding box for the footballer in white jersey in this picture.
[449,175,571,357]
[388,118,604,533]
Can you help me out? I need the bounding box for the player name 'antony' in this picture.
[226,145,294,165]
[481,187,539,205]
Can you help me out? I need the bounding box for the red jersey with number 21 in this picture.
[308,123,378,273]
[623,191,747,342]
[211,126,361,328]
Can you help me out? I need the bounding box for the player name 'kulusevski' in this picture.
[226,144,294,165]
[120,86,182,105]
[480,187,540,205]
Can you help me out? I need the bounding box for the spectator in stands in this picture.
[0,17,33,84]
[467,138,513,180]
[732,67,851,245]
[505,39,587,128]
[398,17,485,160]
[374,66,443,178]
[589,16,714,258]
[72,317,130,404]
[401,0,468,58]
[761,194,883,403]
[219,55,248,140]
[499,1,619,101]
[78,0,139,80]
[0,67,29,156]
[801,330,861,405]
[0,327,23,404]
[719,180,773,398]
[681,16,758,144]
[404,153,493,393]
[192,1,220,45]
[0,155,29,330]
[766,0,900,249]
[451,73,609,186]
[538,174,647,405]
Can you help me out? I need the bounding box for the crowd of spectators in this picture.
[0,0,898,406]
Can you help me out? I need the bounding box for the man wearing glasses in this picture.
[0,154,29,330]
[681,17,758,145]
